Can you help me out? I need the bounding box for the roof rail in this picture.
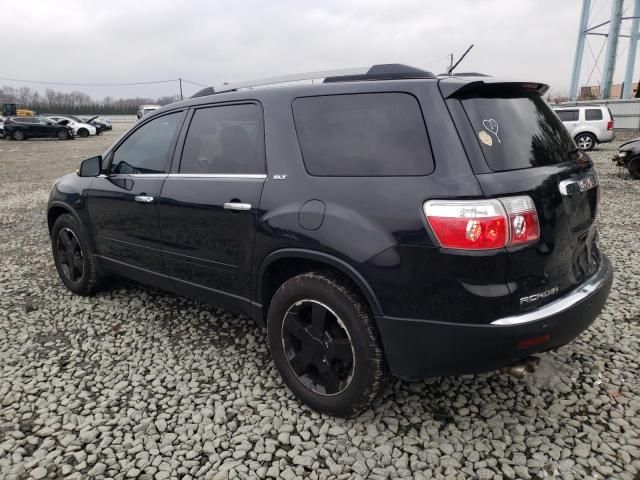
[191,64,435,98]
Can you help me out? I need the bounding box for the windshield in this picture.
[461,94,577,172]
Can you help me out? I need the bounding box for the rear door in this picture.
[450,87,600,314]
[554,108,580,137]
[158,103,266,313]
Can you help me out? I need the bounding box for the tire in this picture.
[51,213,104,295]
[628,157,640,180]
[267,271,389,417]
[575,132,596,151]
[12,130,25,141]
[78,128,89,138]
[57,130,69,140]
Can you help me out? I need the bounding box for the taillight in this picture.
[607,120,613,130]
[424,196,540,250]
[499,196,540,246]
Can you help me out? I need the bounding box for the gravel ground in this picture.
[0,127,639,480]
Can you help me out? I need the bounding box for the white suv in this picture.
[552,105,615,151]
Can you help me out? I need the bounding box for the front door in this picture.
[87,110,185,288]
[158,103,266,312]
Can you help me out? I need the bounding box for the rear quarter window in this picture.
[292,92,433,176]
[461,94,576,172]
[585,108,603,121]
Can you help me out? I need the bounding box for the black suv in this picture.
[47,65,613,416]
[5,116,74,141]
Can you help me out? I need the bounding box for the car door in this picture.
[158,103,266,313]
[87,110,186,289]
[555,109,580,137]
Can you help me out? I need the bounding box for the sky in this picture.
[1,0,637,100]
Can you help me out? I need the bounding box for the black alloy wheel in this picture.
[12,130,25,140]
[56,227,84,283]
[281,299,355,396]
[57,130,68,140]
[267,271,389,417]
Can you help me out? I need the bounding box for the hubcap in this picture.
[56,228,84,282]
[577,136,593,150]
[281,300,355,396]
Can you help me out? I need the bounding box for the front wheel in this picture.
[57,130,69,140]
[267,271,389,417]
[51,214,104,295]
[12,130,25,141]
[575,132,596,151]
[77,128,89,138]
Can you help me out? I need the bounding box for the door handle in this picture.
[223,202,251,211]
[134,195,155,203]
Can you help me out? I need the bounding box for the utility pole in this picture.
[179,78,183,101]
[600,0,624,99]
[623,0,640,98]
[569,0,591,100]
[448,54,454,73]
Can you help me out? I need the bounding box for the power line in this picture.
[181,78,210,88]
[0,77,184,87]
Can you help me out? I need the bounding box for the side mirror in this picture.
[78,155,102,177]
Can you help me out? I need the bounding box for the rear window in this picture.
[555,109,579,122]
[293,93,433,176]
[461,94,576,172]
[585,108,603,121]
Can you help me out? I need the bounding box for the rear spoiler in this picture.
[439,78,549,99]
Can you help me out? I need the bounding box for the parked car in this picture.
[80,115,112,131]
[137,104,161,119]
[552,105,615,151]
[44,115,98,137]
[0,117,4,138]
[47,64,613,416]
[5,116,73,140]
[612,137,640,179]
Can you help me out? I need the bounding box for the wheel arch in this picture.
[257,249,383,320]
[47,202,82,234]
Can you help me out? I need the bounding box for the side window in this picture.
[555,110,579,122]
[110,112,182,175]
[292,93,433,176]
[585,108,603,121]
[180,104,264,174]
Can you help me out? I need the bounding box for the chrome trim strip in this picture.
[167,173,267,179]
[491,259,610,326]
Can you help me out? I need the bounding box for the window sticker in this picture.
[482,118,501,143]
[478,130,493,146]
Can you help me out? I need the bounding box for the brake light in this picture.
[424,196,540,250]
[607,120,613,131]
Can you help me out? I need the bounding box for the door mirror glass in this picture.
[78,156,102,177]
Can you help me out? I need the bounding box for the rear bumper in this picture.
[375,255,613,380]
[598,131,616,143]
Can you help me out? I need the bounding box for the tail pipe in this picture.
[500,356,540,379]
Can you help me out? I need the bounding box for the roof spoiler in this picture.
[440,79,549,98]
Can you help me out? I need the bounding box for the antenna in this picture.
[448,44,475,76]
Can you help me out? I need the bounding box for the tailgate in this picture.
[448,83,602,314]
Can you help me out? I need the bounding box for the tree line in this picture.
[0,85,181,115]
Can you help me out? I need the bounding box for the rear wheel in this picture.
[57,130,69,140]
[267,271,389,417]
[51,214,104,295]
[575,132,596,151]
[12,130,25,141]
[78,128,89,138]
[628,157,640,180]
